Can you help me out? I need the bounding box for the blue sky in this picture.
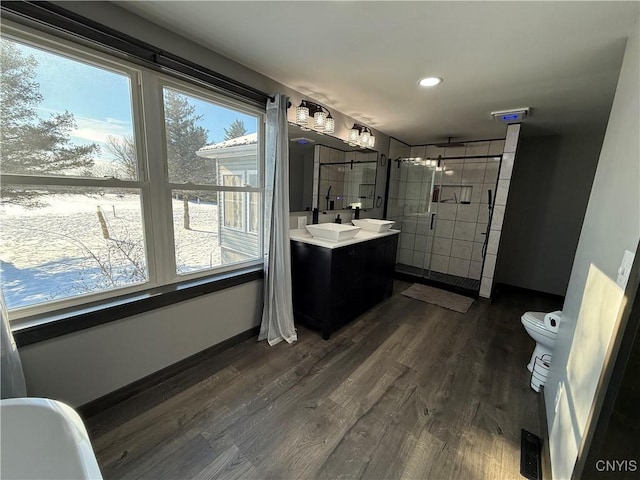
[15,39,257,162]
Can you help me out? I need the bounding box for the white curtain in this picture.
[258,94,297,346]
[1,290,27,398]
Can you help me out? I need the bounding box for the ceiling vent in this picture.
[490,107,530,123]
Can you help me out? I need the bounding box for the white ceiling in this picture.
[117,1,639,145]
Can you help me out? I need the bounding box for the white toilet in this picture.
[521,311,561,372]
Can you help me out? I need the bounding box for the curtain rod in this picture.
[0,1,273,107]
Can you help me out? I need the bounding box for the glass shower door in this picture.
[388,157,437,278]
[388,136,504,292]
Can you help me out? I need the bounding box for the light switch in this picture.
[616,249,635,289]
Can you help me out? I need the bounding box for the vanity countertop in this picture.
[290,227,400,249]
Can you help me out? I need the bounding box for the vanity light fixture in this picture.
[346,123,376,149]
[295,100,335,134]
[418,76,443,87]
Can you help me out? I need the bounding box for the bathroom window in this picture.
[161,85,262,276]
[0,25,265,320]
[0,34,147,314]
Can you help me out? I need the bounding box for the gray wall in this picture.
[13,1,389,407]
[495,133,604,295]
[544,20,639,479]
[20,282,262,407]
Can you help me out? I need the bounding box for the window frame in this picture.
[1,24,157,320]
[158,79,265,279]
[1,21,266,325]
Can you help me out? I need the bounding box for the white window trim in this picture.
[158,78,265,263]
[1,22,266,321]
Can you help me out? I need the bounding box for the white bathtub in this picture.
[0,397,102,479]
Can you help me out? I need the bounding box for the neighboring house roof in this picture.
[196,132,258,158]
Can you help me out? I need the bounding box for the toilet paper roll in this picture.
[544,310,562,333]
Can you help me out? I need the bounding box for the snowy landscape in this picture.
[0,193,221,310]
[1,37,260,312]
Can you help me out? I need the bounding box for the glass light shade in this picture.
[348,127,360,143]
[360,130,371,147]
[367,134,375,148]
[313,110,327,130]
[296,104,309,126]
[324,116,335,134]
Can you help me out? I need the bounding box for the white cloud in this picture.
[70,116,133,144]
[105,117,130,126]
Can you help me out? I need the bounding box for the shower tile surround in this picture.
[290,126,520,300]
[389,127,520,297]
[479,123,521,298]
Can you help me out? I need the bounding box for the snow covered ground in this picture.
[0,193,221,310]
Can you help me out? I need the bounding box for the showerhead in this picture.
[433,136,466,148]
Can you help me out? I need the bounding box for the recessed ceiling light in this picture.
[419,77,443,87]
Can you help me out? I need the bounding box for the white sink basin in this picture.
[306,223,361,242]
[0,397,103,479]
[352,218,395,233]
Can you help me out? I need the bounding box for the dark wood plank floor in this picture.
[85,281,562,480]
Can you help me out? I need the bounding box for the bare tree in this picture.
[105,135,137,179]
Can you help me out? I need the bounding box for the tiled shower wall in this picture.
[389,139,505,282]
[429,152,502,280]
[479,123,521,298]
[388,161,435,270]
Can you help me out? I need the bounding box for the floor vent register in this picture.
[520,428,542,480]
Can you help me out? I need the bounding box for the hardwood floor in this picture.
[85,281,562,479]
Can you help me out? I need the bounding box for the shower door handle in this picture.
[482,227,490,258]
[430,213,436,230]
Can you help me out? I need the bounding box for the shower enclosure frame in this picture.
[386,151,502,293]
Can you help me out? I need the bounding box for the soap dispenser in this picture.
[354,206,361,220]
[335,214,342,224]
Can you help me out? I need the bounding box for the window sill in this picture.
[12,266,264,348]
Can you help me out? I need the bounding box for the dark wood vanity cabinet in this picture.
[290,233,398,339]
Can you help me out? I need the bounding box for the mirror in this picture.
[288,123,378,212]
[316,148,378,210]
